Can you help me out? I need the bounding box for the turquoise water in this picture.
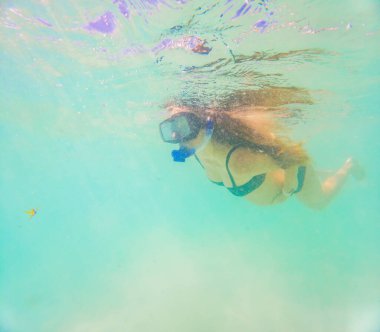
[1,1,379,331]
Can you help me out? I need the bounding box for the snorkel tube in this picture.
[172,117,214,162]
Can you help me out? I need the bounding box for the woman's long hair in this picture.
[168,87,312,168]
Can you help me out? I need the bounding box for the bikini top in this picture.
[195,143,266,197]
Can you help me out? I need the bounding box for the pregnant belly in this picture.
[245,169,287,205]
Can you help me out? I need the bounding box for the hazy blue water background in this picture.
[1,1,379,331]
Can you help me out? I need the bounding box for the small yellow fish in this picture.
[25,209,37,219]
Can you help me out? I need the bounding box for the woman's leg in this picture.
[296,158,364,209]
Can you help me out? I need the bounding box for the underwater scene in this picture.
[1,0,379,331]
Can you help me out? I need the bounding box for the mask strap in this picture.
[205,117,214,137]
[195,116,214,153]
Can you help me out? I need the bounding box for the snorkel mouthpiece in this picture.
[171,146,196,162]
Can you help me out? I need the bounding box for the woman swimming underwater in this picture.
[159,88,364,209]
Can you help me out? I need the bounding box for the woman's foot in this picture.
[344,157,366,181]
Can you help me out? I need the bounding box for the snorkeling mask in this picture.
[159,112,214,162]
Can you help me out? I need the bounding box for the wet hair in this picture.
[167,87,312,168]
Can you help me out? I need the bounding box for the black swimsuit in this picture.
[195,144,306,197]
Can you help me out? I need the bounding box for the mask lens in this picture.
[160,120,176,142]
[172,116,191,138]
[160,114,194,143]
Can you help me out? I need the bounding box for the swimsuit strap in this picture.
[194,153,204,169]
[225,143,246,187]
[293,166,307,194]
